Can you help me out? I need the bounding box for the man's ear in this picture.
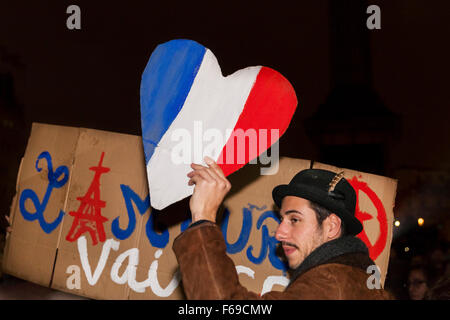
[323,213,342,240]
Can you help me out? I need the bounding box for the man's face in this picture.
[275,196,326,269]
[407,269,428,300]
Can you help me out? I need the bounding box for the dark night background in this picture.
[0,0,449,299]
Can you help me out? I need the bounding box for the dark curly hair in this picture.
[308,200,347,237]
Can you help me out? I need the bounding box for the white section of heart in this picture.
[146,49,261,210]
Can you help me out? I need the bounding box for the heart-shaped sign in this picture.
[141,39,298,210]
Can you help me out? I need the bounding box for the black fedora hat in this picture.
[272,169,363,235]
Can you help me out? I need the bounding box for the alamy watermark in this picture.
[66,5,81,30]
[366,264,381,289]
[367,5,381,30]
[170,121,280,175]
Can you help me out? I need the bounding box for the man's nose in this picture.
[275,221,288,241]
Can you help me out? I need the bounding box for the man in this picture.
[407,264,434,300]
[172,156,393,299]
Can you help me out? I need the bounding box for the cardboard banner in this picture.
[2,123,290,299]
[3,123,396,299]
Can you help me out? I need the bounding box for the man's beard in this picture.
[286,225,325,270]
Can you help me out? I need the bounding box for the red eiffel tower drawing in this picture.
[66,152,110,246]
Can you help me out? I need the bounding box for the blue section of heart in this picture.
[140,39,206,165]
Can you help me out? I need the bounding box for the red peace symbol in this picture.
[349,176,388,261]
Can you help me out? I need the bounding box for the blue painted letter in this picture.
[246,210,288,271]
[112,184,150,240]
[19,151,68,233]
[221,207,252,254]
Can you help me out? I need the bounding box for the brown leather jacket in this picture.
[172,221,394,300]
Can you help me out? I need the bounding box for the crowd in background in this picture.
[385,240,450,300]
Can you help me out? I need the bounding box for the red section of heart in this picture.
[218,67,298,177]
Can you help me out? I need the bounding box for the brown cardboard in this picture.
[51,128,147,299]
[312,161,397,286]
[3,123,397,299]
[3,123,79,287]
[3,123,292,299]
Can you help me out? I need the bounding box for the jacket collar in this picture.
[288,236,369,286]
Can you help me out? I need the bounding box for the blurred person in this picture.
[406,264,435,300]
[428,242,448,277]
[410,255,426,266]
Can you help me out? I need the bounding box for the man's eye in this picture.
[290,217,299,223]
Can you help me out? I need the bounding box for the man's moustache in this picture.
[281,241,299,249]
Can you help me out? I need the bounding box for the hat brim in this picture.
[272,184,363,236]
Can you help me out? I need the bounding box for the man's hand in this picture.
[187,156,231,223]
